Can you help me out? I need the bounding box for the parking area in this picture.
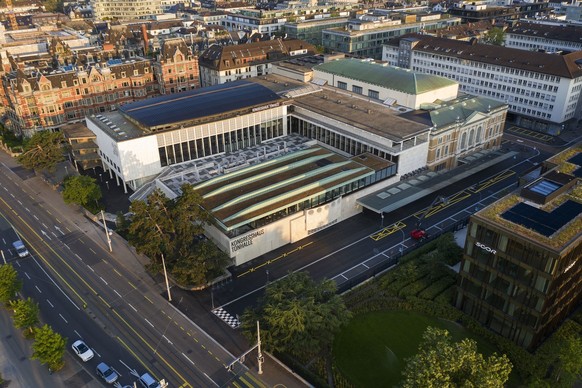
[506,126,554,143]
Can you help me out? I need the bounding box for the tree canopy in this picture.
[401,326,512,388]
[0,264,22,305]
[62,175,102,209]
[17,131,65,172]
[10,297,39,335]
[241,272,352,357]
[482,27,505,46]
[31,324,66,371]
[128,185,229,286]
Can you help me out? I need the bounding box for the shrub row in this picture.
[417,276,456,300]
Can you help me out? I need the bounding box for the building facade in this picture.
[198,39,316,87]
[321,13,461,59]
[91,0,163,20]
[2,58,158,136]
[455,146,582,349]
[383,34,582,134]
[283,17,348,46]
[504,22,582,53]
[152,38,200,94]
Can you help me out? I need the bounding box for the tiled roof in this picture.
[391,33,582,79]
[507,22,582,45]
[313,58,457,94]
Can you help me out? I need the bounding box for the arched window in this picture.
[460,132,467,149]
[436,148,441,159]
[476,126,483,143]
[444,145,449,156]
[468,129,475,147]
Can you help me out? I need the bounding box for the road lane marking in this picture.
[99,276,108,285]
[144,318,154,328]
[128,281,137,289]
[74,330,81,338]
[35,286,42,293]
[46,299,54,308]
[59,314,68,323]
[42,223,48,228]
[113,269,122,277]
[182,352,195,366]
[25,207,30,212]
[33,215,39,220]
[114,289,122,298]
[89,248,96,254]
[87,265,94,272]
[128,303,137,312]
[74,253,82,261]
[31,257,80,310]
[162,335,173,345]
[17,200,22,205]
[24,272,31,279]
[144,295,154,304]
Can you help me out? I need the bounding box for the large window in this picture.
[337,81,347,90]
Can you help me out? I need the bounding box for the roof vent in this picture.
[337,99,342,104]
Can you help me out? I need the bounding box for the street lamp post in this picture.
[257,321,264,375]
[101,210,112,252]
[161,253,172,302]
[99,173,103,182]
[105,181,110,190]
[381,212,384,227]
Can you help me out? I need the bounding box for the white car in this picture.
[72,340,94,362]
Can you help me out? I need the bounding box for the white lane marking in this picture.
[64,244,70,250]
[33,215,39,220]
[182,352,195,366]
[42,223,48,228]
[93,349,101,358]
[35,286,42,293]
[128,303,137,312]
[14,260,21,267]
[87,265,94,272]
[59,314,68,323]
[32,257,80,310]
[1,250,5,265]
[51,232,58,238]
[46,299,54,308]
[25,207,30,212]
[9,193,14,198]
[1,238,5,244]
[24,272,31,280]
[17,200,22,205]
[162,335,173,345]
[99,277,108,286]
[74,253,82,260]
[144,318,154,328]
[114,290,122,298]
[74,330,81,338]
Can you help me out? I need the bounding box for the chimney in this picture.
[141,24,149,55]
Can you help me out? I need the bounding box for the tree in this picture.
[10,297,39,336]
[241,272,352,358]
[62,175,102,209]
[31,324,66,371]
[482,27,505,46]
[17,131,64,172]
[128,185,224,286]
[553,334,582,385]
[401,327,512,388]
[0,264,22,305]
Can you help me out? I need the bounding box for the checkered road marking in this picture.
[212,307,240,329]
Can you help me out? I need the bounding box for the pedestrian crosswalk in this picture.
[212,307,240,328]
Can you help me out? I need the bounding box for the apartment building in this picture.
[321,12,461,59]
[383,34,582,134]
[505,22,582,53]
[1,58,158,137]
[455,145,582,349]
[91,0,164,20]
[449,0,550,23]
[152,38,200,94]
[198,39,316,87]
[283,17,348,46]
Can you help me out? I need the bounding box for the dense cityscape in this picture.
[0,0,581,386]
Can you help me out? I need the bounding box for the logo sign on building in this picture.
[231,229,265,252]
[252,103,280,113]
[476,242,496,255]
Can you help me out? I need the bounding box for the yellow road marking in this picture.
[113,310,190,386]
[237,241,313,278]
[232,382,243,388]
[239,375,254,388]
[113,268,122,277]
[370,221,406,241]
[144,295,154,304]
[245,372,267,388]
[128,281,137,289]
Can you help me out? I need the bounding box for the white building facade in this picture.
[383,34,582,134]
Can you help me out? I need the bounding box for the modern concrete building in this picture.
[283,17,348,46]
[455,145,582,349]
[383,33,582,134]
[321,12,461,59]
[504,21,582,53]
[91,0,164,20]
[311,58,459,109]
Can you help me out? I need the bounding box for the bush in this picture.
[418,277,456,300]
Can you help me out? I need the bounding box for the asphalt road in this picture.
[0,155,274,388]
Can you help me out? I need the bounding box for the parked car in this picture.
[138,372,161,388]
[71,340,94,362]
[96,362,119,384]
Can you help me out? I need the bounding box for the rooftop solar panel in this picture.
[501,200,582,237]
[119,81,282,128]
[568,153,582,166]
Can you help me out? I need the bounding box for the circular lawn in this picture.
[333,310,498,388]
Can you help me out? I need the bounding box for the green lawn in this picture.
[333,310,499,388]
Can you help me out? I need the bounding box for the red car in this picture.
[410,229,427,240]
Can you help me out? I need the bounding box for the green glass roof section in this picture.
[203,153,336,199]
[314,58,457,94]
